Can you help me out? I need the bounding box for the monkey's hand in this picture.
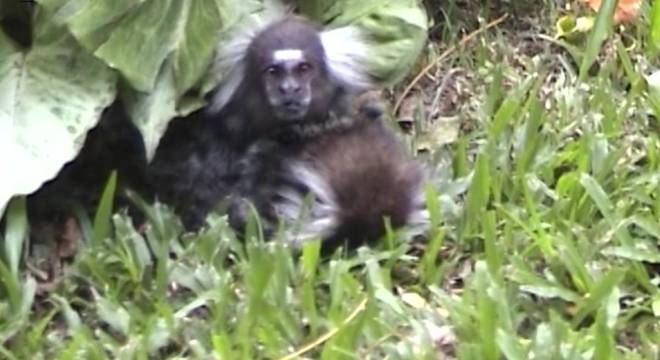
[354,91,387,121]
[227,196,278,238]
[228,139,288,238]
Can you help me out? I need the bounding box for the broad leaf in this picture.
[0,22,117,213]
[309,0,428,86]
[66,0,258,95]
[65,0,260,160]
[121,61,177,161]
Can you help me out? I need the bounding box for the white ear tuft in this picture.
[320,25,376,91]
[207,51,248,114]
[207,3,292,114]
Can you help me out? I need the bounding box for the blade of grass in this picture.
[3,196,27,277]
[483,210,501,278]
[483,64,504,117]
[487,77,534,142]
[477,274,499,360]
[92,171,117,245]
[578,174,653,291]
[496,328,527,360]
[72,204,93,243]
[0,346,18,360]
[578,0,616,81]
[615,40,642,95]
[650,0,660,54]
[212,332,234,359]
[554,234,593,294]
[299,240,321,331]
[571,269,624,327]
[510,256,581,303]
[522,178,554,258]
[0,259,20,313]
[580,173,632,245]
[593,308,616,360]
[515,82,545,176]
[421,183,445,284]
[453,137,468,178]
[460,152,490,241]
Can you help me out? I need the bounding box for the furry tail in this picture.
[273,123,429,250]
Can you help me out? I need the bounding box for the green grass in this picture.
[2,1,660,358]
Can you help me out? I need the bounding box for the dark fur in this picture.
[145,109,243,229]
[24,17,401,251]
[229,103,425,251]
[209,17,426,249]
[147,17,351,230]
[297,119,423,250]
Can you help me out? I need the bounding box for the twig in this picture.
[277,297,369,360]
[393,14,509,114]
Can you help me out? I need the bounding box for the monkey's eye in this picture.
[265,65,282,76]
[297,62,312,74]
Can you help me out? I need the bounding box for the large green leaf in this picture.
[64,0,260,160]
[0,20,117,214]
[121,60,177,161]
[66,0,257,95]
[309,0,428,85]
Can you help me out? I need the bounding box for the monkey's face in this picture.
[261,49,316,121]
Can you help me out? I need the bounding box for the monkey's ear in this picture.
[207,60,246,115]
[320,26,376,91]
[207,23,260,114]
[207,4,293,114]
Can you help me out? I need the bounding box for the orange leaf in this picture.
[583,0,642,23]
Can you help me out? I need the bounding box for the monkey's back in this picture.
[289,120,424,249]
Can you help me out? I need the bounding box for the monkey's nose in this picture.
[279,82,301,95]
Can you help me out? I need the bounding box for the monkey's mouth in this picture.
[277,101,308,120]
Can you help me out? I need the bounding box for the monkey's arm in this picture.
[146,111,243,230]
[227,139,294,235]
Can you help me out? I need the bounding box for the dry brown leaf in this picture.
[584,0,642,23]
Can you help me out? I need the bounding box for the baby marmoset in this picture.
[229,96,428,251]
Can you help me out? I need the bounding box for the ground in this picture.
[1,1,660,358]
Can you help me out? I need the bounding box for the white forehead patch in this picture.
[272,49,304,62]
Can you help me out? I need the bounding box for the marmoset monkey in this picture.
[230,96,427,251]
[148,15,376,230]
[215,17,427,249]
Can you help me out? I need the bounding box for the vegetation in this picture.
[2,0,660,358]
